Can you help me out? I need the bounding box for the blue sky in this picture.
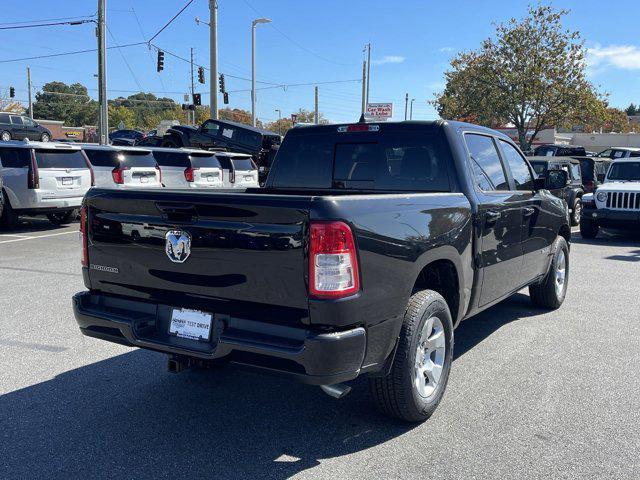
[1,0,639,124]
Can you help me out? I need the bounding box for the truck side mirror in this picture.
[545,170,568,190]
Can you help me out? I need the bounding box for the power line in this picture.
[147,0,194,43]
[0,42,146,64]
[227,78,361,94]
[0,14,96,27]
[0,19,94,30]
[240,0,356,67]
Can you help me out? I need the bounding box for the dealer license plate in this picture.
[169,308,212,341]
[62,177,73,186]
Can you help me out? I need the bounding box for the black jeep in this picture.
[529,156,585,226]
[159,119,281,182]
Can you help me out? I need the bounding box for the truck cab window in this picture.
[465,134,508,191]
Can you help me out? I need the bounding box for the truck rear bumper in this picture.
[72,291,367,385]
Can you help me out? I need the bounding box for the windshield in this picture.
[533,146,556,156]
[35,150,87,169]
[530,162,548,175]
[607,162,640,181]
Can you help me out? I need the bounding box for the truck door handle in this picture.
[485,211,501,225]
[523,207,535,218]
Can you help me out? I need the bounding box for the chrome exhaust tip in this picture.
[320,383,352,399]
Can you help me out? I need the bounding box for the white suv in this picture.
[214,152,259,189]
[150,148,224,189]
[580,158,640,238]
[0,141,92,227]
[82,145,162,188]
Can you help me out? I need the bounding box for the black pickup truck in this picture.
[73,120,571,422]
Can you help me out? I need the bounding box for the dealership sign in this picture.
[366,103,393,121]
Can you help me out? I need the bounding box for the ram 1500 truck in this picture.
[73,121,571,422]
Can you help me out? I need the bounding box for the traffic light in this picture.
[193,93,201,106]
[9,86,15,98]
[156,50,165,72]
[198,66,205,84]
[218,74,225,93]
[223,92,229,105]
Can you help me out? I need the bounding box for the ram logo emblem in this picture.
[165,230,192,263]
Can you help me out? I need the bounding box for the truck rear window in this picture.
[35,150,87,169]
[85,150,157,168]
[270,129,452,191]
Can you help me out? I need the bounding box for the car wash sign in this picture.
[366,103,393,121]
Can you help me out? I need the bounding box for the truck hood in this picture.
[598,182,640,192]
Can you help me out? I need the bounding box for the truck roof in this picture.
[207,119,280,137]
[81,144,152,153]
[528,156,582,164]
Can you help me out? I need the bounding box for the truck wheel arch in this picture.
[411,247,466,327]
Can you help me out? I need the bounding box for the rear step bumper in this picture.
[72,291,366,385]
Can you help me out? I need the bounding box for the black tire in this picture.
[529,236,569,309]
[0,193,19,229]
[161,136,181,148]
[570,198,582,227]
[369,289,454,422]
[40,132,51,142]
[579,219,599,239]
[46,210,76,225]
[0,130,11,142]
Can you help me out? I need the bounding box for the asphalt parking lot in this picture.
[0,219,639,480]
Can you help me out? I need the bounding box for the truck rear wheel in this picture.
[369,289,453,422]
[529,236,569,309]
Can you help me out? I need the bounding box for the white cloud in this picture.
[372,55,405,65]
[438,47,454,53]
[587,44,640,71]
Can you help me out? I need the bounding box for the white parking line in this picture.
[0,234,31,239]
[0,230,77,244]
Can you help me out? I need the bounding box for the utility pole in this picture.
[314,86,319,125]
[404,93,409,121]
[365,43,371,106]
[209,0,218,120]
[410,98,415,120]
[275,109,281,135]
[190,47,196,125]
[97,0,108,144]
[26,67,33,119]
[361,60,367,115]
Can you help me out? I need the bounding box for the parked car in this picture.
[578,157,612,193]
[150,148,224,189]
[0,140,92,227]
[72,120,571,422]
[580,158,640,238]
[0,112,52,143]
[159,119,281,182]
[595,147,640,159]
[528,156,584,226]
[82,145,161,189]
[134,135,163,147]
[109,129,145,146]
[214,152,259,189]
[533,144,587,157]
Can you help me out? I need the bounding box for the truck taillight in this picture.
[28,150,39,189]
[111,165,129,184]
[184,167,198,182]
[309,221,360,298]
[82,151,95,186]
[155,164,162,184]
[80,206,88,267]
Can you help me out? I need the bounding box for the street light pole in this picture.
[97,0,108,144]
[275,108,281,135]
[365,43,371,106]
[410,98,415,120]
[209,0,218,120]
[251,18,271,127]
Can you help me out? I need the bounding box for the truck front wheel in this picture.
[369,289,453,422]
[579,218,599,239]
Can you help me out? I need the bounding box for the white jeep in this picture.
[580,158,640,238]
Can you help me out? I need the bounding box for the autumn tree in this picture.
[433,5,607,150]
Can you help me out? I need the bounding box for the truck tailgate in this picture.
[85,188,311,325]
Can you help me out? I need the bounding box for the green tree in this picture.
[433,5,607,150]
[625,103,638,116]
[33,82,98,126]
[108,105,136,129]
[109,92,179,130]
